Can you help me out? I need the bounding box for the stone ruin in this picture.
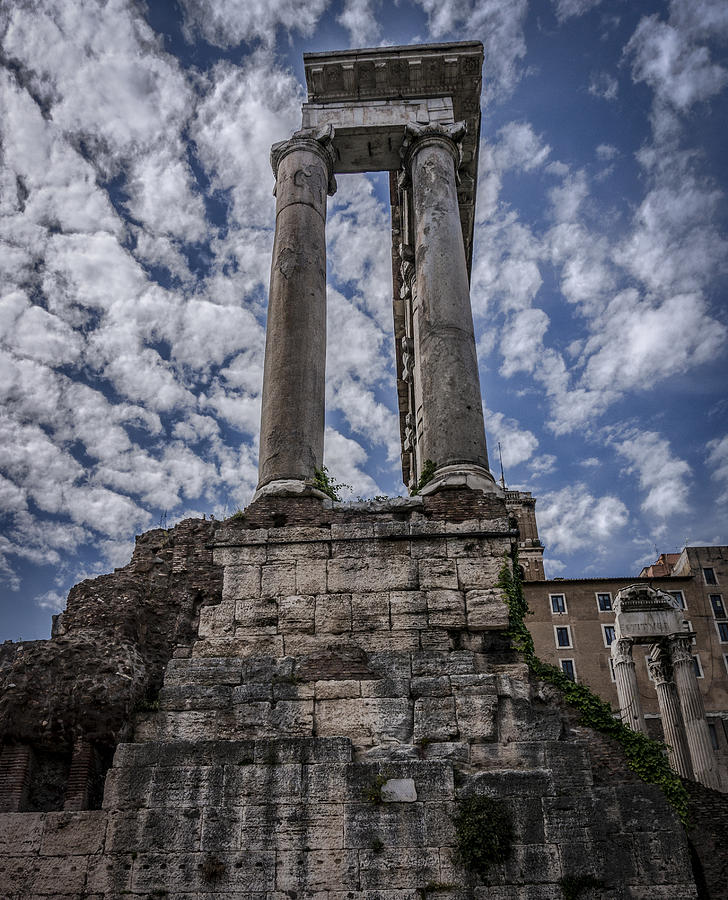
[0,41,724,899]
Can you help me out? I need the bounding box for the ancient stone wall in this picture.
[0,493,708,897]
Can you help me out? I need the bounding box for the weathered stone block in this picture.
[315,679,361,699]
[278,594,316,632]
[85,853,134,894]
[498,698,563,743]
[466,589,510,631]
[414,697,459,743]
[466,769,555,799]
[344,802,426,848]
[198,598,237,637]
[160,683,232,710]
[223,763,302,803]
[426,589,466,627]
[235,597,279,631]
[0,811,44,855]
[503,842,561,884]
[351,592,390,631]
[275,848,359,891]
[410,536,448,559]
[106,808,200,852]
[223,564,262,599]
[328,558,417,593]
[359,677,410,698]
[267,539,329,560]
[296,558,328,594]
[390,590,428,629]
[240,802,344,850]
[148,764,225,808]
[316,594,352,633]
[164,657,243,687]
[315,697,412,745]
[131,850,275,893]
[32,855,90,895]
[200,806,242,852]
[456,557,500,590]
[419,559,459,589]
[41,812,107,856]
[356,630,421,653]
[261,562,296,597]
[412,651,474,676]
[358,847,439,888]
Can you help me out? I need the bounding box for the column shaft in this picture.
[670,636,721,790]
[404,124,490,480]
[257,131,335,492]
[612,639,647,734]
[647,645,693,780]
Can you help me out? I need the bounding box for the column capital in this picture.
[612,637,634,666]
[270,124,337,196]
[647,643,672,686]
[669,634,695,667]
[400,121,466,171]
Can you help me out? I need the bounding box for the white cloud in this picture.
[706,435,728,503]
[595,144,618,161]
[615,430,691,518]
[485,410,539,470]
[323,427,383,498]
[588,71,618,100]
[494,123,551,172]
[35,590,66,613]
[179,0,331,48]
[552,0,602,22]
[337,0,382,47]
[538,484,629,554]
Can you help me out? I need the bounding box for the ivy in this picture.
[313,466,351,502]
[453,795,513,874]
[411,459,437,495]
[497,552,689,824]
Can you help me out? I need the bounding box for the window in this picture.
[692,654,704,678]
[667,590,686,609]
[608,657,616,682]
[708,723,719,751]
[602,624,616,646]
[550,594,567,614]
[555,625,572,648]
[724,654,728,676]
[710,594,726,619]
[717,622,728,643]
[684,620,697,644]
[596,592,612,611]
[560,659,576,681]
[703,567,717,585]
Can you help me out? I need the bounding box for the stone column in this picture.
[256,126,337,498]
[611,638,646,734]
[401,123,497,495]
[647,643,693,780]
[0,743,32,812]
[670,635,721,789]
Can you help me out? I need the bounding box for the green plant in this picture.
[497,552,690,824]
[363,774,388,804]
[200,854,226,882]
[561,875,606,899]
[228,509,245,521]
[313,466,351,502]
[453,795,513,874]
[411,459,437,495]
[132,692,160,714]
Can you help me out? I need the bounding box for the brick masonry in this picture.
[0,491,720,897]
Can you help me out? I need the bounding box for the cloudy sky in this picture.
[1,0,727,641]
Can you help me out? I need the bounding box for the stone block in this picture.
[278,594,316,632]
[345,761,453,802]
[32,857,90,894]
[296,557,328,594]
[85,853,134,894]
[358,847,439,888]
[160,683,232,710]
[106,808,200,852]
[450,673,497,694]
[423,799,457,845]
[498,698,563,743]
[148,765,225,808]
[328,558,417,593]
[200,806,242,852]
[466,769,554,799]
[344,802,426,848]
[198,598,236,637]
[268,525,331,543]
[315,679,361,699]
[414,697,459,743]
[390,590,428,629]
[232,682,273,702]
[240,802,344,850]
[381,777,417,802]
[216,543,268,565]
[466,589,510,631]
[351,592,390,631]
[223,763,302,803]
[261,562,296,597]
[412,651,474,676]
[426,589,466,627]
[235,699,314,739]
[164,657,243,687]
[0,811,44,854]
[235,597,279,631]
[131,850,275,893]
[331,523,374,540]
[316,594,352,633]
[359,677,410,697]
[223,564,262,599]
[267,539,329,560]
[420,629,451,650]
[40,811,107,856]
[192,634,284,659]
[275,848,359,891]
[411,536,448,558]
[315,698,412,746]
[355,630,421,653]
[102,766,155,810]
[456,557,500,590]
[419,559,459,589]
[374,520,410,538]
[503,842,561,884]
[469,743,546,770]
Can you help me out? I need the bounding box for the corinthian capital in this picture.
[612,638,634,667]
[400,121,467,169]
[270,124,337,196]
[669,635,695,667]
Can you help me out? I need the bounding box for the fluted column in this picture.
[256,126,337,497]
[612,638,647,734]
[401,123,497,495]
[647,643,693,780]
[670,635,721,789]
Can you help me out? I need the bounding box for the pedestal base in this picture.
[418,463,503,498]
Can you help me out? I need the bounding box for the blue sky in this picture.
[1,0,727,641]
